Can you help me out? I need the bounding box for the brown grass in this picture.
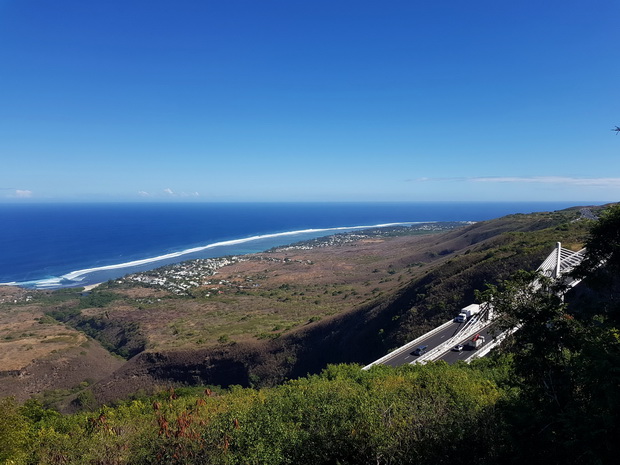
[0,302,88,371]
[80,234,446,351]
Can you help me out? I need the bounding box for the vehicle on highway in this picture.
[467,334,485,350]
[451,344,464,352]
[412,345,428,356]
[454,303,481,323]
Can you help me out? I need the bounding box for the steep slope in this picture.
[91,206,596,404]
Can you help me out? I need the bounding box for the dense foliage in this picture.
[479,204,620,464]
[0,362,508,464]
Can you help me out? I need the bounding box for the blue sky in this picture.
[1,0,618,202]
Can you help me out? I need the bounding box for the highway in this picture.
[367,244,584,369]
[382,320,466,367]
[436,322,498,364]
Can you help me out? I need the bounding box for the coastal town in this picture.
[108,222,467,296]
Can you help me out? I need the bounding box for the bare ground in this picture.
[93,233,449,351]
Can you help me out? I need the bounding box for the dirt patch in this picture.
[0,339,124,404]
[0,303,89,371]
[112,287,170,299]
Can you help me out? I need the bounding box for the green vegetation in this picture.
[0,361,508,464]
[43,309,145,359]
[476,204,620,463]
[77,291,120,309]
[0,397,30,464]
[39,289,145,359]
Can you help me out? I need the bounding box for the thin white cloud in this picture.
[13,189,33,198]
[161,188,199,197]
[405,177,467,182]
[407,176,620,188]
[470,176,620,187]
[138,191,151,197]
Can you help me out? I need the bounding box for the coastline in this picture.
[4,222,469,292]
[83,222,470,296]
[0,201,588,291]
[4,222,418,290]
[62,222,409,281]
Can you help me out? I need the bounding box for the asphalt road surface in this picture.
[382,321,466,367]
[437,323,499,364]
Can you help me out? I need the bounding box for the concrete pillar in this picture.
[555,242,562,278]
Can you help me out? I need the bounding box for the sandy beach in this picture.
[82,283,102,292]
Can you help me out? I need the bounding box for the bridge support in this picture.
[555,242,562,278]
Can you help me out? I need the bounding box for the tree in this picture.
[478,207,620,463]
[572,204,620,324]
[480,271,582,405]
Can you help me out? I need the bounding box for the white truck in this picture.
[454,303,480,323]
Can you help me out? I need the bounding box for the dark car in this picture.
[413,345,428,356]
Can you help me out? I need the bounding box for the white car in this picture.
[451,344,464,352]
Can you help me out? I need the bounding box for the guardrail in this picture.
[417,308,489,363]
[464,325,518,362]
[415,317,488,364]
[362,319,455,370]
[364,244,586,368]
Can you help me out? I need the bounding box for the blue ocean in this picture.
[0,201,586,289]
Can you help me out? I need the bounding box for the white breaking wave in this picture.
[61,223,409,280]
[1,222,416,289]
